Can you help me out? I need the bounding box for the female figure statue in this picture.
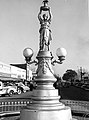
[38,5,52,51]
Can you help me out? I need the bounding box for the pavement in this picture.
[13,91,33,98]
[0,91,33,100]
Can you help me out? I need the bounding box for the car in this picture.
[0,81,17,96]
[16,82,30,94]
[81,84,89,90]
[74,82,83,87]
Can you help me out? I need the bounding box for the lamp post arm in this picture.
[51,60,62,66]
[29,60,38,65]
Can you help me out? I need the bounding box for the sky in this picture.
[0,0,89,76]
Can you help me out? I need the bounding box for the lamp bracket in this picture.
[51,60,62,66]
[28,60,38,65]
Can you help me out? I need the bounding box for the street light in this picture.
[52,47,67,65]
[20,0,74,120]
[23,48,33,83]
[56,47,67,60]
[23,48,34,63]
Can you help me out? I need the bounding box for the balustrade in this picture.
[0,98,89,117]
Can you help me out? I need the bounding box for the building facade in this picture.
[0,61,32,81]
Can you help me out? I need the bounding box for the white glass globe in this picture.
[23,48,33,58]
[56,47,67,57]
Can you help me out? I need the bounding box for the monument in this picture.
[20,1,76,120]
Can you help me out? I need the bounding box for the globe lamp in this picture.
[23,48,33,62]
[56,47,67,62]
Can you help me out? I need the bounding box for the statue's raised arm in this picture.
[38,8,43,23]
[48,8,52,24]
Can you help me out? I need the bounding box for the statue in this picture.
[38,0,52,51]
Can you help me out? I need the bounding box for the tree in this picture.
[62,69,77,85]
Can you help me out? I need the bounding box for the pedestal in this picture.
[20,107,72,120]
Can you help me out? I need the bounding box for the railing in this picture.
[61,99,89,113]
[0,97,31,117]
[0,97,89,118]
[61,99,89,118]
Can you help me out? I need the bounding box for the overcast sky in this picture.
[0,0,89,76]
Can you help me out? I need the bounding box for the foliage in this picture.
[62,69,77,84]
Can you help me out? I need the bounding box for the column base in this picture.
[20,105,73,120]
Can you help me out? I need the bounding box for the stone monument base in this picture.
[20,105,74,120]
